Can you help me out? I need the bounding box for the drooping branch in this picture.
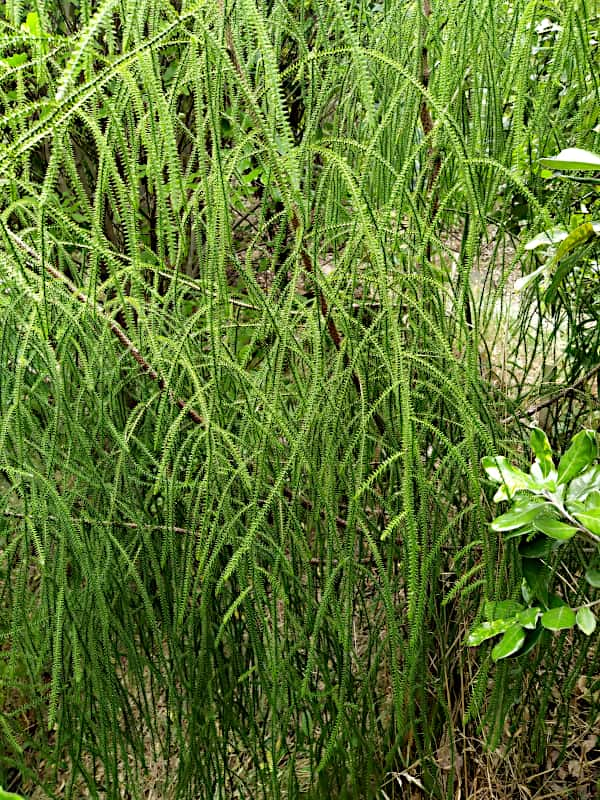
[7,230,205,426]
[501,363,600,425]
[419,0,442,217]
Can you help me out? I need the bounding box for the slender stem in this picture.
[502,362,600,425]
[580,597,600,609]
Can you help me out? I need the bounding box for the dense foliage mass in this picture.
[0,0,598,797]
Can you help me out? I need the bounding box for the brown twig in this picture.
[3,509,190,535]
[3,506,474,564]
[420,0,442,211]
[7,231,205,426]
[501,363,600,425]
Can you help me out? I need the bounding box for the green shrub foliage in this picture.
[0,0,598,797]
[470,428,600,659]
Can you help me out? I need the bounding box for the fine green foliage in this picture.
[0,0,599,797]
[470,428,600,661]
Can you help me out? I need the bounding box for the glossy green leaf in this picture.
[557,430,597,485]
[533,516,577,541]
[490,500,548,532]
[524,228,568,251]
[467,618,514,646]
[481,456,536,498]
[567,466,600,503]
[516,607,540,629]
[585,568,600,588]
[541,605,576,630]
[484,600,524,621]
[505,523,535,542]
[574,508,600,535]
[540,147,600,171]
[576,606,597,636]
[529,428,554,477]
[492,624,526,661]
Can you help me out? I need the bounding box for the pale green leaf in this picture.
[576,607,597,636]
[540,147,600,171]
[533,516,577,541]
[557,430,597,485]
[516,607,540,629]
[467,618,514,646]
[574,508,600,535]
[492,625,526,660]
[529,428,554,477]
[541,605,576,631]
[481,456,537,498]
[524,228,568,251]
[567,466,600,504]
[491,501,548,532]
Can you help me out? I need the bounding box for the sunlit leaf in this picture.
[574,508,600,535]
[467,618,514,646]
[0,788,26,800]
[516,607,540,629]
[21,11,42,37]
[557,430,597,485]
[567,466,600,504]
[492,624,526,660]
[576,607,597,636]
[533,516,577,541]
[529,428,554,477]
[481,456,537,499]
[540,147,600,171]
[1,52,28,68]
[541,605,576,630]
[490,501,548,532]
[524,228,568,251]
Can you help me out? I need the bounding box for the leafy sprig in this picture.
[470,428,600,661]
